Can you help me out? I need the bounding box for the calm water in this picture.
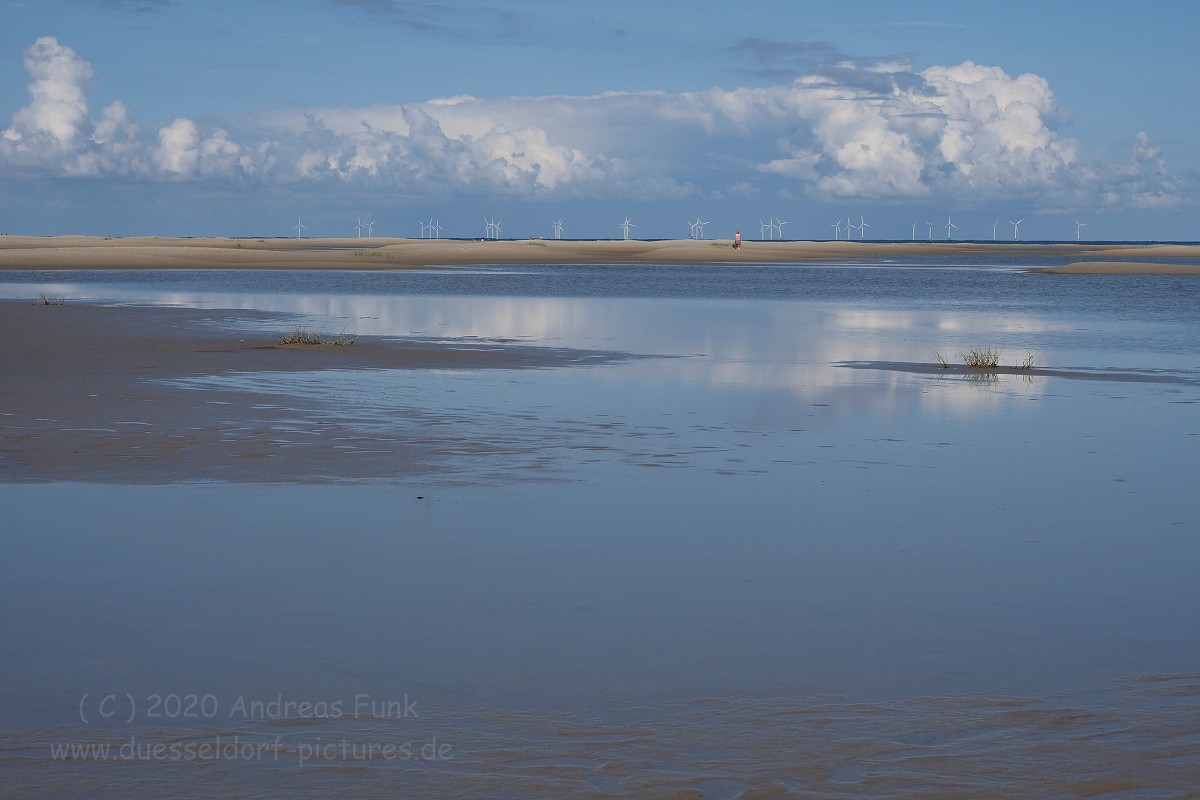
[2,260,1199,796]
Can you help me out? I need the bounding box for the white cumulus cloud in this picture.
[0,36,1190,213]
[4,36,93,147]
[152,118,244,178]
[0,36,126,175]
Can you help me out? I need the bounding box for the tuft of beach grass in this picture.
[275,327,356,346]
[960,346,1000,369]
[35,293,66,306]
[938,347,1036,370]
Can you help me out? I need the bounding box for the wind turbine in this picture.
[552,218,564,240]
[432,219,442,239]
[945,214,957,240]
[620,217,635,240]
[688,218,701,239]
[418,219,429,239]
[846,216,859,239]
[774,217,789,240]
[991,219,999,241]
[364,219,375,238]
[925,221,933,240]
[857,216,870,240]
[295,218,306,239]
[1010,219,1023,240]
[696,218,710,240]
[1075,219,1087,240]
[831,220,842,240]
[356,218,367,238]
[911,220,918,241]
[759,219,771,241]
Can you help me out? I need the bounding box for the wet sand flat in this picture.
[0,300,624,483]
[1031,260,1200,274]
[2,234,1199,271]
[3,675,1198,798]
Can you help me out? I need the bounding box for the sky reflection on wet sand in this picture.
[1,263,1198,795]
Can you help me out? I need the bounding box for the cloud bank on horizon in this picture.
[0,36,1187,217]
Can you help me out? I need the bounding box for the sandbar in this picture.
[1028,260,1200,275]
[839,360,1198,384]
[2,234,1197,270]
[0,300,627,484]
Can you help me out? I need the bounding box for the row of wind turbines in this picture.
[579,214,1086,242]
[834,215,1089,241]
[291,216,595,241]
[295,217,379,238]
[737,214,1087,242]
[292,215,1091,242]
[902,215,1084,241]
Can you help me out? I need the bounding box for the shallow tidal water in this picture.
[2,259,1199,796]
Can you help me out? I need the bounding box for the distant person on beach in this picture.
[733,230,741,249]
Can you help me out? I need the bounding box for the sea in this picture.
[1,254,1198,797]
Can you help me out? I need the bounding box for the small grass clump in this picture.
[276,327,356,346]
[960,346,1001,369]
[35,293,66,306]
[937,348,1037,370]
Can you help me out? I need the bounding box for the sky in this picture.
[0,0,1197,241]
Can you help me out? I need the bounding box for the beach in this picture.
[2,234,1199,272]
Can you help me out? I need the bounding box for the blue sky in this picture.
[1,0,1197,240]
